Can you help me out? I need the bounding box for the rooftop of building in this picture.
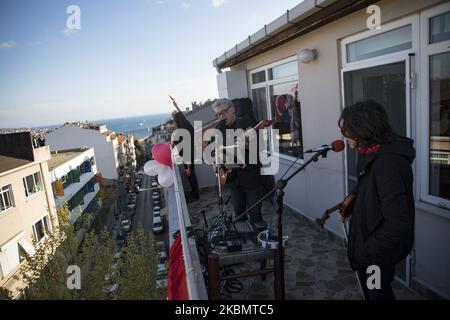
[117,134,127,144]
[48,147,91,171]
[0,155,32,175]
[212,0,373,69]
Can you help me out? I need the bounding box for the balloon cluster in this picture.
[143,143,174,188]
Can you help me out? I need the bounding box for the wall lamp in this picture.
[298,49,318,64]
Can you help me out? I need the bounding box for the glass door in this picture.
[342,58,412,286]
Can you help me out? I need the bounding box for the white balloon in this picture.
[144,160,162,176]
[158,165,174,188]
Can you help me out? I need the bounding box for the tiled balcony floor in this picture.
[187,186,424,300]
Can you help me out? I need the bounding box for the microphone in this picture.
[304,140,345,153]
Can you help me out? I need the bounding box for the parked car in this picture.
[152,217,164,234]
[157,263,166,275]
[156,278,168,289]
[127,203,136,210]
[121,219,131,232]
[116,233,126,246]
[126,207,135,218]
[153,206,161,212]
[153,211,161,219]
[152,194,159,200]
[156,241,166,251]
[153,200,160,206]
[159,251,167,264]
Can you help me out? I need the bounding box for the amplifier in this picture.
[226,239,242,252]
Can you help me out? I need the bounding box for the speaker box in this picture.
[232,98,254,119]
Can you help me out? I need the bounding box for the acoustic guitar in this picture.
[216,119,275,186]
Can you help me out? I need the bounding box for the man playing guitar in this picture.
[211,98,268,232]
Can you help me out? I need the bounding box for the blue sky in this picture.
[0,0,302,128]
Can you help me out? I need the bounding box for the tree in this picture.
[15,206,164,300]
[0,287,13,300]
[116,227,165,300]
[134,139,145,167]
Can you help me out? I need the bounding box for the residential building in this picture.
[0,132,58,297]
[45,123,121,180]
[207,0,450,299]
[48,147,100,225]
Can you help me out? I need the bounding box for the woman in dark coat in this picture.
[172,111,200,202]
[339,100,415,300]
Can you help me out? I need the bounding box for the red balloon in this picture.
[152,143,172,167]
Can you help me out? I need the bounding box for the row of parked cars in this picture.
[115,171,144,245]
[151,176,164,234]
[156,240,168,288]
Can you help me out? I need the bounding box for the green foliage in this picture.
[16,206,164,300]
[0,287,13,300]
[116,227,164,300]
[134,140,145,167]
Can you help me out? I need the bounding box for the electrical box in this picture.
[216,70,248,99]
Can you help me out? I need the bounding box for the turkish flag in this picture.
[167,233,189,300]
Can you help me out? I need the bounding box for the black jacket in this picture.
[347,136,416,271]
[217,116,263,190]
[172,112,195,164]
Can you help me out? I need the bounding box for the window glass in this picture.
[0,185,14,212]
[347,25,412,62]
[268,60,297,80]
[251,70,266,84]
[429,52,450,200]
[430,11,450,44]
[34,220,46,242]
[269,81,303,157]
[24,175,34,196]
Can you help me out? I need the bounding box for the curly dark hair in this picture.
[338,99,394,148]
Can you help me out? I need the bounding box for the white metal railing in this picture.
[170,161,208,299]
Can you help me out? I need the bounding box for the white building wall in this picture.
[0,147,58,295]
[49,148,100,223]
[45,126,118,179]
[225,0,449,298]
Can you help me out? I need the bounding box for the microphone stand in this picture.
[233,147,333,300]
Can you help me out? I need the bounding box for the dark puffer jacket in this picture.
[347,136,416,271]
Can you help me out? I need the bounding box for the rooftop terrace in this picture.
[48,148,90,171]
[186,186,424,300]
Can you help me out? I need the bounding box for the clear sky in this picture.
[0,0,302,128]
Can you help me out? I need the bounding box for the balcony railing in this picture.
[167,163,208,299]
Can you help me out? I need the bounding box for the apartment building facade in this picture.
[48,147,100,225]
[45,124,120,180]
[0,132,58,297]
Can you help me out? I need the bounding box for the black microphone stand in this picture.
[233,147,333,300]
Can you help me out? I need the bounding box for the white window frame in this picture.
[32,215,52,245]
[341,15,419,70]
[340,15,419,196]
[23,171,43,198]
[0,184,15,214]
[0,231,26,279]
[249,55,301,163]
[418,2,450,213]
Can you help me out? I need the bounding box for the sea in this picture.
[98,113,171,139]
[29,113,171,139]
